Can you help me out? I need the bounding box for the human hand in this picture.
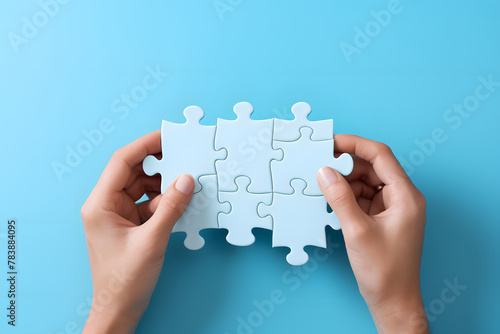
[81,130,194,334]
[317,135,429,334]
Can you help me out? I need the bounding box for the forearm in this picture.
[368,292,429,334]
[83,307,141,334]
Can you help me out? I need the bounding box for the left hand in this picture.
[81,130,194,333]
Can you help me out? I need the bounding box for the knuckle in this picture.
[415,191,427,210]
[377,142,393,155]
[404,192,427,217]
[348,224,370,241]
[417,191,427,209]
[110,149,121,160]
[110,148,125,163]
[80,201,97,224]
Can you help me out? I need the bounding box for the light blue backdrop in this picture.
[1,0,499,333]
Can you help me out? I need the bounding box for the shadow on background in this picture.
[137,228,238,333]
[420,194,486,333]
[136,186,488,333]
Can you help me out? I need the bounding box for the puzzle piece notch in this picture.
[257,179,340,266]
[143,106,227,193]
[215,102,284,194]
[273,102,334,142]
[272,127,353,196]
[172,175,231,250]
[145,102,346,264]
[218,176,272,246]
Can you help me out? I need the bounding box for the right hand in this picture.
[317,135,429,334]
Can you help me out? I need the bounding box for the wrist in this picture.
[367,291,429,334]
[83,306,142,334]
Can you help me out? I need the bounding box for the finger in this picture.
[369,191,386,216]
[343,156,383,188]
[144,174,194,241]
[124,175,161,202]
[334,134,410,186]
[357,197,372,215]
[318,167,368,230]
[349,180,377,200]
[146,191,161,200]
[97,130,161,194]
[137,195,162,222]
[122,164,145,189]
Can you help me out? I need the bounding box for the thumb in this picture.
[317,167,367,228]
[146,173,194,237]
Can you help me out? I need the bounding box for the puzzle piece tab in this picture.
[272,127,353,196]
[274,102,333,142]
[144,102,352,263]
[257,179,340,266]
[172,175,231,250]
[143,106,227,193]
[218,176,272,246]
[215,102,283,193]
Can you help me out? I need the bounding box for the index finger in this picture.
[97,130,162,194]
[334,134,409,186]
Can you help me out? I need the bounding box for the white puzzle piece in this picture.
[215,102,283,193]
[144,101,352,264]
[218,176,272,246]
[272,127,353,196]
[143,106,227,193]
[172,175,231,250]
[258,179,340,266]
[274,102,333,142]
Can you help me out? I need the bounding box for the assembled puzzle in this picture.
[143,102,353,265]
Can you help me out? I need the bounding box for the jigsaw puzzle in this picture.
[272,127,353,196]
[143,105,227,193]
[258,179,340,266]
[143,102,353,265]
[218,176,273,246]
[172,175,230,250]
[273,102,333,141]
[215,102,283,193]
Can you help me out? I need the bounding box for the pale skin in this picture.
[81,130,429,334]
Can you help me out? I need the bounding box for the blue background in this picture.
[1,0,499,333]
